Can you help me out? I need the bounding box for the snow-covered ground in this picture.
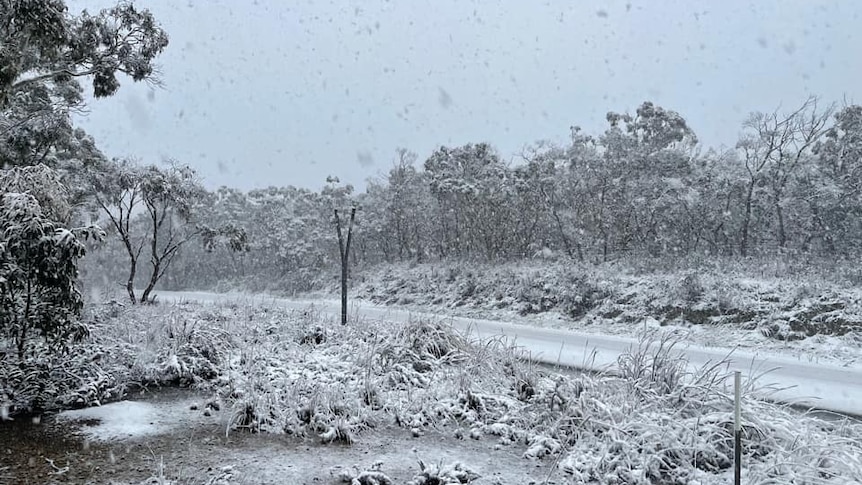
[6,293,862,484]
[35,396,553,485]
[157,290,862,417]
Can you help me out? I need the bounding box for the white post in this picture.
[734,370,742,485]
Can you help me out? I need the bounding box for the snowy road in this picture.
[156,290,862,417]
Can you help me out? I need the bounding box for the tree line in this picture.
[3,1,862,317]
[151,98,862,293]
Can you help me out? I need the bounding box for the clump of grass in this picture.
[407,460,481,484]
[335,461,393,485]
[206,303,384,442]
[616,332,686,396]
[401,318,466,361]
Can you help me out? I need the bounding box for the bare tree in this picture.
[89,160,146,304]
[90,160,206,304]
[737,97,833,255]
[334,207,356,325]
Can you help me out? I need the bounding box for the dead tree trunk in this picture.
[334,207,356,325]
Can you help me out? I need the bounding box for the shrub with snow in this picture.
[0,166,105,413]
[354,261,862,357]
[334,461,393,485]
[407,460,481,484]
[0,192,89,360]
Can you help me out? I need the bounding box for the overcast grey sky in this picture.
[67,0,862,191]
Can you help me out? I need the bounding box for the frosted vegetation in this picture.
[90,100,862,303]
[9,300,862,484]
[1,1,861,484]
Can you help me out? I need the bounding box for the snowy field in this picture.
[3,296,860,484]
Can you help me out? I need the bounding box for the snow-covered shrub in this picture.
[676,271,704,303]
[334,461,393,485]
[207,307,379,440]
[558,271,608,319]
[0,166,108,413]
[407,460,481,484]
[150,317,229,385]
[513,272,557,315]
[0,191,90,359]
[0,340,127,414]
[92,305,234,388]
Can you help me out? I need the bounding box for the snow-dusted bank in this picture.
[157,290,862,417]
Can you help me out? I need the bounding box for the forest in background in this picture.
[79,97,862,299]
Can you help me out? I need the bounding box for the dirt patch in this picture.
[659,305,721,325]
[788,302,862,337]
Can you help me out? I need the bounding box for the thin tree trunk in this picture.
[549,204,579,261]
[740,180,755,257]
[340,256,348,323]
[335,207,357,325]
[775,196,787,249]
[126,256,137,304]
[140,261,160,304]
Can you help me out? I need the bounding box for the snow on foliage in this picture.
[334,461,393,485]
[0,164,73,222]
[0,166,102,413]
[5,297,860,483]
[69,301,862,482]
[407,460,481,484]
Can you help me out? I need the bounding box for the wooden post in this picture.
[734,370,742,485]
[334,207,356,325]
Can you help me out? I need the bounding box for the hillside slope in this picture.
[349,262,862,366]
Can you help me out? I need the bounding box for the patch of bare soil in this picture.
[0,390,559,485]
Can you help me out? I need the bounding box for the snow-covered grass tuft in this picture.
[407,460,481,484]
[334,461,393,485]
[616,332,687,396]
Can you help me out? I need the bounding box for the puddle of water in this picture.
[55,389,221,442]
